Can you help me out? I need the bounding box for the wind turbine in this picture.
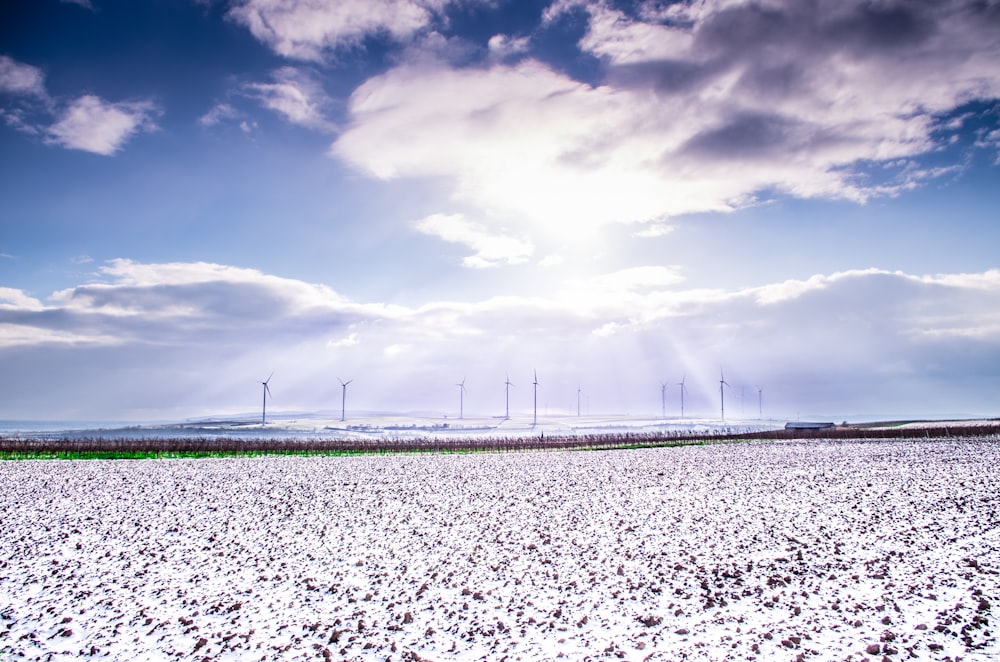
[719,369,730,421]
[338,377,352,422]
[677,375,687,418]
[456,377,467,419]
[660,382,668,418]
[532,370,539,427]
[577,386,582,417]
[260,372,273,425]
[504,373,513,419]
[756,385,764,420]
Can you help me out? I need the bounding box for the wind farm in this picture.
[4,356,979,449]
[74,361,980,444]
[17,362,977,448]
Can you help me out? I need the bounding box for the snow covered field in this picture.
[2,438,997,661]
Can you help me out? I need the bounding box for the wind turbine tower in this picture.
[677,375,687,419]
[260,372,273,426]
[532,370,539,427]
[338,377,352,422]
[504,373,513,419]
[660,382,667,418]
[577,386,582,417]
[719,369,730,421]
[456,377,467,419]
[757,385,764,419]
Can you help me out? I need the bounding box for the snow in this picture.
[2,438,998,660]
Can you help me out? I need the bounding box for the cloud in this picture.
[46,95,159,155]
[198,102,241,127]
[590,265,685,292]
[3,260,997,418]
[2,57,157,155]
[0,56,46,97]
[415,213,534,268]
[0,287,44,312]
[487,34,532,61]
[333,59,681,237]
[244,67,336,131]
[331,0,1000,237]
[227,0,454,61]
[61,0,96,10]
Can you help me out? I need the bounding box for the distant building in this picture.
[785,421,835,430]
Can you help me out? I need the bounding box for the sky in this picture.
[1,0,999,423]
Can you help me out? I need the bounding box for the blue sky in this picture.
[1,0,999,422]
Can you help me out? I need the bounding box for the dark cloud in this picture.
[679,111,805,160]
[827,2,937,55]
[607,57,723,93]
[692,2,797,55]
[735,61,806,99]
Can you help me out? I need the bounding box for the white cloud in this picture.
[0,56,46,97]
[245,67,335,131]
[487,34,531,61]
[46,95,159,155]
[327,332,360,348]
[227,0,452,61]
[0,287,44,312]
[198,102,241,127]
[334,59,688,237]
[590,265,685,291]
[383,343,411,358]
[977,128,1000,164]
[415,213,534,268]
[331,0,1000,238]
[633,223,674,238]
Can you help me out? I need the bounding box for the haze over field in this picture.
[2,0,999,422]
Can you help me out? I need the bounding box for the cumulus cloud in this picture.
[227,0,454,61]
[47,258,379,323]
[331,0,1000,237]
[2,260,998,418]
[415,213,534,268]
[46,95,159,155]
[244,67,336,131]
[0,288,44,312]
[0,56,46,97]
[333,59,683,236]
